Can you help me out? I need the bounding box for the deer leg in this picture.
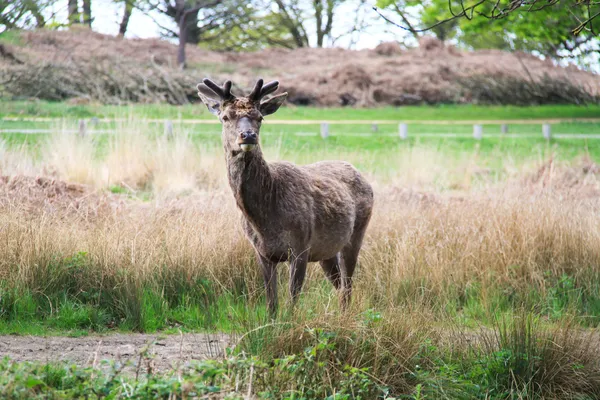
[289,250,309,306]
[339,246,357,311]
[340,224,369,311]
[339,203,372,311]
[257,253,278,317]
[319,254,341,290]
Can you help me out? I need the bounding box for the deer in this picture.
[196,78,374,315]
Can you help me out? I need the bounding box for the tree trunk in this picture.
[178,6,203,68]
[314,0,324,47]
[177,12,189,68]
[275,0,309,47]
[323,0,335,44]
[178,27,186,68]
[289,23,308,47]
[182,8,201,44]
[82,0,92,27]
[118,1,133,36]
[314,0,335,47]
[68,0,80,25]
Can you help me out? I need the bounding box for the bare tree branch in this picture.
[373,2,486,34]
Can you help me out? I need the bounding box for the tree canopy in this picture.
[375,0,600,64]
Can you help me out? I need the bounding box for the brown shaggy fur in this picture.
[197,79,374,314]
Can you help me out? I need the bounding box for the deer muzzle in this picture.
[238,130,258,152]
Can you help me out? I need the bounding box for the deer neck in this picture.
[225,146,274,230]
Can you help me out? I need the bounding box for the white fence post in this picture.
[320,122,329,139]
[501,124,508,134]
[78,120,86,137]
[164,119,173,140]
[371,123,378,132]
[399,123,408,140]
[473,124,483,140]
[542,124,551,140]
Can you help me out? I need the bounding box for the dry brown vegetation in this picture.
[1,125,599,315]
[1,122,600,396]
[1,28,599,106]
[3,173,598,306]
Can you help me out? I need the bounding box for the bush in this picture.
[458,74,600,105]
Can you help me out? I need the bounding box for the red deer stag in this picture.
[196,78,374,314]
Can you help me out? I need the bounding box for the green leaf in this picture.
[25,377,45,388]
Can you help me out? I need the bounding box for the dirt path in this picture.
[0,333,232,372]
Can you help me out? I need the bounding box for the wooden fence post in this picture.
[399,123,408,140]
[473,124,483,140]
[320,122,329,139]
[501,124,508,134]
[371,123,378,132]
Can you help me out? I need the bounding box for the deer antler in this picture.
[201,78,235,101]
[249,79,279,102]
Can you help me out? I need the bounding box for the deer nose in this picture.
[240,131,257,142]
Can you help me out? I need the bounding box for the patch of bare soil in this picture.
[0,333,232,372]
[1,29,598,106]
[0,175,128,218]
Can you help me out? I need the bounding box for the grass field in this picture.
[1,101,600,398]
[3,99,600,120]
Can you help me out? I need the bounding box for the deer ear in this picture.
[197,83,221,116]
[260,92,287,116]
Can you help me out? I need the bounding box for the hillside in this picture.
[1,28,599,106]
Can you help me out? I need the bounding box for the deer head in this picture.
[197,79,288,153]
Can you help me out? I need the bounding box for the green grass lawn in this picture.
[2,100,600,166]
[3,101,600,154]
[2,99,600,120]
[2,121,597,165]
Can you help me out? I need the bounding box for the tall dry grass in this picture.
[38,121,226,195]
[0,122,599,320]
[2,122,600,397]
[2,184,598,312]
[366,193,600,310]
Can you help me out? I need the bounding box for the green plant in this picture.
[0,334,391,399]
[416,315,600,399]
